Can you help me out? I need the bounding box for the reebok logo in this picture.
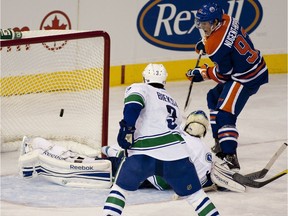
[214,173,228,185]
[43,151,65,160]
[70,165,94,170]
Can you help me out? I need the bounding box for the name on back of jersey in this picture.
[157,91,178,107]
[224,18,239,48]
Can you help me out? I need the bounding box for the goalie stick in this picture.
[214,161,287,189]
[232,142,287,188]
[184,50,203,112]
[233,169,288,188]
[245,142,287,180]
[173,142,287,199]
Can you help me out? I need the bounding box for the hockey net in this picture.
[0,30,110,155]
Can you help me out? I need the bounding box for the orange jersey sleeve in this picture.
[205,14,231,55]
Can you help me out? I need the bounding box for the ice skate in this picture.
[216,152,240,171]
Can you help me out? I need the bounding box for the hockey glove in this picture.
[186,64,209,82]
[117,119,136,150]
[195,40,206,55]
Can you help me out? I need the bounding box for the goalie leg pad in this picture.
[19,150,41,178]
[211,162,245,193]
[37,154,113,188]
[19,136,112,188]
[19,152,113,188]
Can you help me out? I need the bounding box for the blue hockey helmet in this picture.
[195,2,223,27]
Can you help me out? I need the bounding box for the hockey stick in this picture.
[233,169,288,188]
[184,50,203,112]
[245,142,287,180]
[173,143,287,197]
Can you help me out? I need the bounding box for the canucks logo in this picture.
[137,0,263,51]
[206,152,212,163]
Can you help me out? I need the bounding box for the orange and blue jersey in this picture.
[204,14,268,88]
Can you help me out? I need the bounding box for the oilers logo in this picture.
[137,0,263,51]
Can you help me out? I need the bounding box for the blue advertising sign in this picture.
[137,0,263,51]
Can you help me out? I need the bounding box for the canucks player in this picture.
[186,2,269,171]
[103,110,245,194]
[103,64,220,216]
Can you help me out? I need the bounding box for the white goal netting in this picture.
[0,30,110,154]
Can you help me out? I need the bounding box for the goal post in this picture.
[0,30,110,155]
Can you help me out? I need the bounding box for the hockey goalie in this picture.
[18,110,245,192]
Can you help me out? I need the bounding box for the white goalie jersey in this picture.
[182,131,212,185]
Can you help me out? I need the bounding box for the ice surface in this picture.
[1,74,287,216]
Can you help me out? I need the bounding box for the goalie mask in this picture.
[142,63,168,85]
[184,110,209,137]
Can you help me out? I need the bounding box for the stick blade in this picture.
[234,170,288,188]
[245,169,268,180]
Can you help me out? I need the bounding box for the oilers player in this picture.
[103,64,220,216]
[186,2,269,171]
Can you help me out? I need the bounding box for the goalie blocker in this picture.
[19,136,112,189]
[211,162,245,193]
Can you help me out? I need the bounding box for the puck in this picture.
[60,109,64,117]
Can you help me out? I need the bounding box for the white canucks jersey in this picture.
[182,132,212,185]
[125,83,190,161]
[146,133,212,189]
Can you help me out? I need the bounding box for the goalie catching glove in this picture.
[186,64,210,82]
[117,119,136,150]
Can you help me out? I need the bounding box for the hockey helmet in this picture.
[142,63,168,85]
[184,110,209,137]
[195,2,223,28]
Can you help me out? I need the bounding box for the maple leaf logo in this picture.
[44,15,67,30]
[40,11,72,51]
